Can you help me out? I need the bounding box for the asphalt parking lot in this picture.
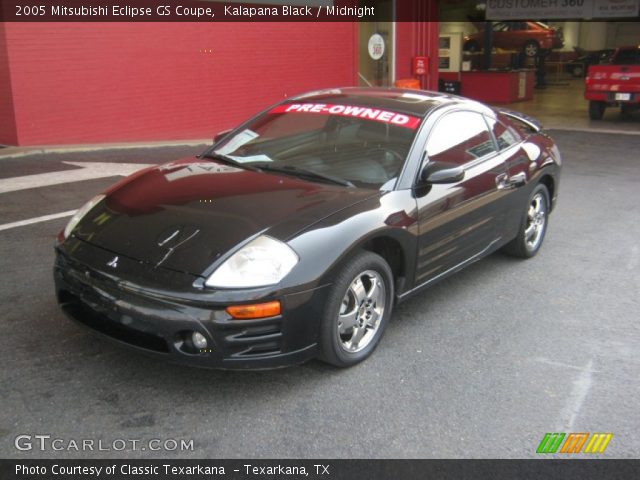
[0,131,638,459]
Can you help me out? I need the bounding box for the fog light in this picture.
[192,332,208,349]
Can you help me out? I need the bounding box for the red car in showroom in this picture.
[464,22,564,57]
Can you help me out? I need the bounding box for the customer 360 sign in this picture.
[486,0,640,20]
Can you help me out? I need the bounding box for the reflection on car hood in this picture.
[72,158,379,276]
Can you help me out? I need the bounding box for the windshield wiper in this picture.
[202,152,262,172]
[256,164,354,188]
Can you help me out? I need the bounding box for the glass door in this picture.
[358,0,394,87]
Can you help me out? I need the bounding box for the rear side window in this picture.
[426,111,496,165]
[486,115,522,150]
[613,49,640,65]
[501,113,537,137]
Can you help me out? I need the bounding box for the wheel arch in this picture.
[360,235,408,296]
[538,174,556,212]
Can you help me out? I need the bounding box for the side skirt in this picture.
[396,237,504,303]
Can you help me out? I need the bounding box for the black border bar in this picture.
[2,459,640,480]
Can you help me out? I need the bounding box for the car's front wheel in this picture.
[523,40,540,57]
[319,251,393,367]
[503,183,550,259]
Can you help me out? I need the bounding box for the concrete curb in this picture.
[0,139,211,160]
[547,126,640,136]
[0,127,638,160]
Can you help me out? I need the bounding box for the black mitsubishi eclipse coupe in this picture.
[54,88,561,369]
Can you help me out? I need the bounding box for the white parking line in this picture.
[0,161,154,194]
[557,359,594,431]
[0,210,76,232]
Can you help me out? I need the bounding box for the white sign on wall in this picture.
[368,34,385,60]
[593,0,640,17]
[486,0,639,20]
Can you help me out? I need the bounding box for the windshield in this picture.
[209,102,422,189]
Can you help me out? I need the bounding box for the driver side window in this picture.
[426,111,496,166]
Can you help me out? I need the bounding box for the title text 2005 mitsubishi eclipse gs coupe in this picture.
[54,88,561,369]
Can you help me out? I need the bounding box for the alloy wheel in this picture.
[525,192,547,251]
[337,270,386,353]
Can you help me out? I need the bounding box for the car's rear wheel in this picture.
[589,101,606,120]
[503,184,550,259]
[621,104,635,119]
[571,64,584,77]
[319,251,393,367]
[523,40,540,57]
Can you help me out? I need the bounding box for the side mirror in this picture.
[213,129,232,144]
[420,161,465,184]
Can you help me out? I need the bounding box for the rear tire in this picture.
[621,104,634,119]
[503,184,550,259]
[571,64,584,77]
[318,251,394,367]
[589,101,606,120]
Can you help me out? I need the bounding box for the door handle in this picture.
[495,172,509,189]
[508,172,527,188]
[496,172,526,190]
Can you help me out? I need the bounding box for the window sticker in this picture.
[227,154,273,164]
[215,129,259,155]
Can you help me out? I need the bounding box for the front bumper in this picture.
[54,241,329,369]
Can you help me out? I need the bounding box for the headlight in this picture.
[63,194,105,240]
[205,235,298,288]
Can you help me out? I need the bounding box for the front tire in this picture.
[319,251,394,367]
[503,184,550,259]
[523,40,540,57]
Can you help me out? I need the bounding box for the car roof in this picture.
[287,87,491,117]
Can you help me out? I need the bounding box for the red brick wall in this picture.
[0,22,17,145]
[1,17,439,146]
[2,22,358,145]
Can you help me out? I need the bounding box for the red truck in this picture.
[585,46,640,120]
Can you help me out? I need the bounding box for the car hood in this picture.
[72,158,378,276]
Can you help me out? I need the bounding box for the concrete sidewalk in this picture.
[490,76,640,135]
[2,82,637,159]
[0,138,211,160]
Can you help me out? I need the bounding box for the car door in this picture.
[491,22,510,50]
[413,110,510,287]
[511,22,530,50]
[486,113,535,238]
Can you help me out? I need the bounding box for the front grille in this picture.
[60,290,170,353]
